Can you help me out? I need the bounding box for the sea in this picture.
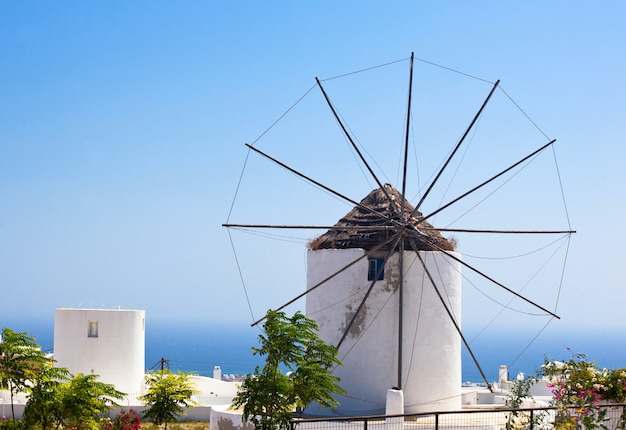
[5,318,626,384]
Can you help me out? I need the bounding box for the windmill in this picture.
[224,53,574,416]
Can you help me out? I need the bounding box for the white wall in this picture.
[306,249,462,415]
[53,308,145,395]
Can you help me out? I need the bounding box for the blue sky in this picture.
[1,1,625,345]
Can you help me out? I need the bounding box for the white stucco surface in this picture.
[191,375,240,406]
[53,308,145,395]
[306,249,462,415]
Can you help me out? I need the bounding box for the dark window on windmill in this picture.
[87,320,99,338]
[368,258,385,281]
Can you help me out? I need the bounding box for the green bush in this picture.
[0,418,24,430]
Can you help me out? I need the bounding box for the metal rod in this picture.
[413,80,500,213]
[406,229,560,319]
[223,223,395,231]
[224,224,575,234]
[398,238,404,390]
[421,139,556,223]
[245,143,404,230]
[401,52,414,210]
[398,52,414,390]
[315,77,399,216]
[446,248,560,318]
[421,227,576,234]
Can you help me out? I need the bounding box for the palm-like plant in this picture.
[140,370,199,429]
[232,310,346,430]
[0,327,51,421]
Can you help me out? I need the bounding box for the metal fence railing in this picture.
[291,403,626,430]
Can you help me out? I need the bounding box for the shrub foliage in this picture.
[232,310,346,430]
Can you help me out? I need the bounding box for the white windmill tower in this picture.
[306,184,462,414]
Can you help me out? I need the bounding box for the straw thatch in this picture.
[308,184,455,252]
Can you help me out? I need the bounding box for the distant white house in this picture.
[53,307,146,396]
[1,307,239,421]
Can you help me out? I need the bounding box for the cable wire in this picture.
[227,229,256,323]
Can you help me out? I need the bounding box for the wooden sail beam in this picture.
[406,228,561,319]
[398,236,405,390]
[245,143,407,231]
[222,223,395,231]
[249,233,401,327]
[412,243,493,392]
[420,139,556,223]
[401,52,414,211]
[223,224,575,235]
[413,79,500,214]
[422,227,576,234]
[315,77,399,216]
[398,51,414,389]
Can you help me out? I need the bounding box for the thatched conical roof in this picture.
[308,184,455,252]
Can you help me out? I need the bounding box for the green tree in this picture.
[232,310,346,430]
[24,367,124,430]
[56,373,124,429]
[139,369,199,429]
[23,368,124,430]
[0,327,51,421]
[21,362,70,430]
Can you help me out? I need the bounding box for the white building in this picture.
[306,184,462,415]
[54,307,145,396]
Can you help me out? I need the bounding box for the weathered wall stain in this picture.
[340,302,368,338]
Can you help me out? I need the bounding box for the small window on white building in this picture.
[368,258,385,281]
[88,320,99,338]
